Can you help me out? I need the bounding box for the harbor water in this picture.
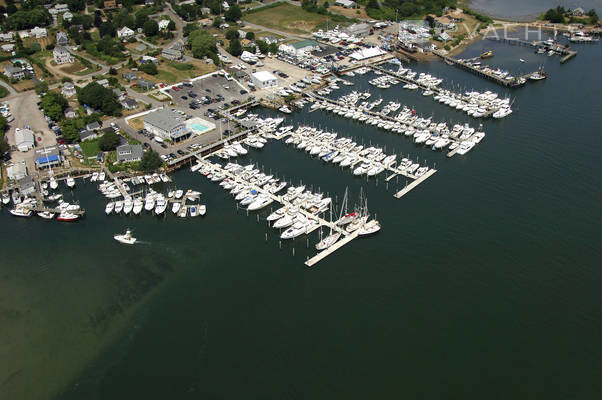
[1,38,601,399]
[468,0,600,21]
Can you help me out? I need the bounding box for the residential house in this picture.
[123,72,138,81]
[158,20,170,31]
[117,26,135,39]
[85,106,98,115]
[63,11,73,22]
[104,0,119,10]
[137,79,155,90]
[4,65,25,80]
[54,3,69,13]
[1,44,15,53]
[112,88,124,99]
[116,144,143,162]
[86,121,101,131]
[200,7,211,15]
[162,47,183,61]
[0,32,14,42]
[64,107,77,119]
[222,1,229,10]
[35,147,62,169]
[571,7,585,16]
[18,31,30,39]
[53,46,73,64]
[62,82,77,97]
[56,31,69,46]
[143,108,188,141]
[15,128,35,152]
[80,130,98,141]
[335,0,356,8]
[121,97,138,110]
[260,36,278,45]
[96,79,109,88]
[141,55,158,64]
[437,31,451,42]
[30,27,47,38]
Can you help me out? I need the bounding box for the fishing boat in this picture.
[66,176,75,188]
[480,50,493,59]
[133,198,143,215]
[529,66,547,81]
[114,229,136,245]
[172,201,181,214]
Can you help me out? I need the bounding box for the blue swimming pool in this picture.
[190,123,209,133]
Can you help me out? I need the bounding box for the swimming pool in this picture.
[189,123,209,133]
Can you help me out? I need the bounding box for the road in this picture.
[0,80,17,95]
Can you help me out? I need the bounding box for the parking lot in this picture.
[122,73,254,162]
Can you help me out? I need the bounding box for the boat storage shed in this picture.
[251,71,278,89]
[15,128,34,152]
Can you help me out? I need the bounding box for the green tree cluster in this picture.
[4,8,52,30]
[139,150,163,171]
[139,62,158,75]
[143,19,159,36]
[40,92,69,122]
[98,130,120,151]
[78,82,122,116]
[0,115,9,156]
[544,6,566,23]
[224,4,242,21]
[227,38,242,56]
[189,29,218,62]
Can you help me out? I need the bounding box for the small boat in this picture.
[37,211,55,219]
[480,50,493,59]
[133,198,143,215]
[315,232,341,250]
[10,207,33,217]
[57,211,79,221]
[358,220,381,236]
[198,205,206,216]
[1,192,10,204]
[519,58,526,63]
[189,206,199,217]
[105,202,115,215]
[174,190,183,199]
[66,176,75,188]
[49,177,58,190]
[172,201,181,214]
[114,229,136,245]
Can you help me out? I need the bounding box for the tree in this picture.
[183,23,200,37]
[168,20,176,31]
[143,19,159,37]
[139,150,162,171]
[98,130,120,151]
[256,40,268,54]
[224,4,242,21]
[139,62,158,75]
[67,0,85,12]
[60,120,80,142]
[99,21,116,38]
[212,16,221,27]
[225,27,239,40]
[40,92,68,121]
[268,42,279,54]
[245,31,255,41]
[109,67,117,75]
[189,29,218,59]
[228,38,242,56]
[78,82,122,116]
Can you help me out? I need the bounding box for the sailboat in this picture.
[315,199,341,251]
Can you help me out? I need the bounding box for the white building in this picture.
[53,46,73,64]
[30,27,47,38]
[63,11,73,22]
[0,32,14,42]
[251,71,278,89]
[158,20,170,30]
[1,44,15,53]
[117,26,135,39]
[15,128,35,152]
[62,82,77,97]
[335,0,356,8]
[6,161,28,180]
[143,109,189,141]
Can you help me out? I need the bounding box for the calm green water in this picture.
[2,38,601,399]
[469,0,600,21]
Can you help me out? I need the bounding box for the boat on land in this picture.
[114,229,136,245]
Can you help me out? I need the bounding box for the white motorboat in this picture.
[280,219,308,240]
[66,176,75,188]
[154,196,167,215]
[105,202,115,215]
[123,198,134,214]
[114,229,136,245]
[189,205,199,217]
[273,211,297,229]
[247,194,274,211]
[133,198,143,215]
[198,205,206,216]
[144,195,155,211]
[2,192,10,204]
[174,190,184,199]
[172,201,181,214]
[114,200,124,214]
[10,207,32,217]
[267,206,287,221]
[57,211,79,221]
[37,211,55,219]
[49,177,58,190]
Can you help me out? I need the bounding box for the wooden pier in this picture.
[433,50,530,87]
[305,230,360,267]
[485,36,577,63]
[393,169,437,199]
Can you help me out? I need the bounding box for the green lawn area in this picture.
[80,139,100,157]
[243,3,331,34]
[156,69,177,83]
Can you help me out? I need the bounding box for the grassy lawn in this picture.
[80,139,100,157]
[156,69,178,83]
[243,3,331,34]
[127,116,145,131]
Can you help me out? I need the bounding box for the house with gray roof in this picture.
[121,97,138,110]
[143,108,188,140]
[56,31,69,46]
[162,47,183,61]
[80,130,98,141]
[116,144,143,162]
[137,79,155,90]
[4,65,25,79]
[123,72,137,81]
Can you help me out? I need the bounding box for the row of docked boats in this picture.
[284,125,433,176]
[7,196,82,221]
[309,98,484,153]
[434,90,512,119]
[104,188,205,217]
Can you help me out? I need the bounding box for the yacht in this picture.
[133,198,144,215]
[37,211,55,219]
[10,207,33,217]
[57,211,79,221]
[154,196,167,215]
[105,202,115,215]
[267,206,287,222]
[114,200,124,214]
[114,229,136,245]
[315,232,341,250]
[358,220,381,236]
[66,176,75,188]
[273,209,298,229]
[280,219,309,240]
[123,198,133,214]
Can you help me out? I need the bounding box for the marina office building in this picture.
[143,109,190,142]
[251,71,279,89]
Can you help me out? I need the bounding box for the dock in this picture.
[305,230,360,267]
[485,36,577,63]
[194,157,363,267]
[393,168,437,199]
[432,50,531,87]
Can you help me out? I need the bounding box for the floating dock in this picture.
[393,169,437,199]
